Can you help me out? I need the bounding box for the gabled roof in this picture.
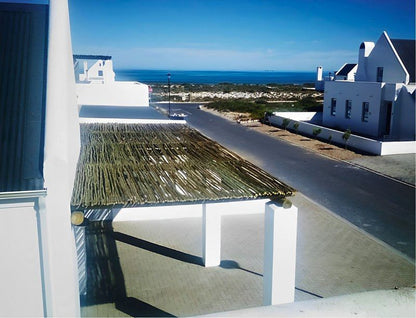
[71,123,294,208]
[336,63,357,76]
[391,39,415,83]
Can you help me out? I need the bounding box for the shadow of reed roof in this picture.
[71,123,294,208]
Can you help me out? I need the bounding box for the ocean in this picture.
[115,69,316,85]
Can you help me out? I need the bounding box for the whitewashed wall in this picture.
[269,113,416,155]
[76,81,149,106]
[42,0,81,315]
[323,81,383,138]
[391,86,416,141]
[273,112,318,122]
[365,32,409,84]
[0,195,45,317]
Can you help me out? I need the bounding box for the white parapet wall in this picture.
[76,81,149,106]
[0,192,46,317]
[270,113,416,156]
[273,112,321,122]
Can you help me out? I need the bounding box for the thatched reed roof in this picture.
[71,123,294,208]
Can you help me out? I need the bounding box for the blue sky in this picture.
[69,0,415,71]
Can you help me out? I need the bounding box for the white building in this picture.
[74,55,150,107]
[322,31,415,141]
[0,1,81,316]
[0,1,298,316]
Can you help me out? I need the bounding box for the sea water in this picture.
[115,69,316,85]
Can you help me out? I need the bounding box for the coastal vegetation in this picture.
[204,96,322,120]
[150,82,323,119]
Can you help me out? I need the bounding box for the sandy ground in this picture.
[202,107,362,161]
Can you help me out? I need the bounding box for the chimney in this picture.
[316,66,323,81]
[356,41,374,81]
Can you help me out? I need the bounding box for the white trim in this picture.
[79,118,186,124]
[0,190,47,200]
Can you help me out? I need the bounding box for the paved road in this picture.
[155,103,415,259]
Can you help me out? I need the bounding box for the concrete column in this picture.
[202,203,221,267]
[41,0,81,316]
[263,200,298,306]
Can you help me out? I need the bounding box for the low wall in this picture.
[76,81,149,106]
[270,113,416,156]
[273,112,321,122]
[0,192,46,317]
[380,141,416,156]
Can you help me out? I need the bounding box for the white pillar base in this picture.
[263,200,298,306]
[202,203,221,267]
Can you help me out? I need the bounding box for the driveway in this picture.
[154,102,415,259]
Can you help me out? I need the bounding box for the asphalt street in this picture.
[155,102,415,259]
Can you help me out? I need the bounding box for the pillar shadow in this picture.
[116,297,175,317]
[81,220,127,306]
[220,260,323,299]
[79,221,176,317]
[113,231,204,266]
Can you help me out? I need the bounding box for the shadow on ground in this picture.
[81,221,176,317]
[220,260,323,299]
[116,298,175,317]
[81,221,322,316]
[113,231,204,266]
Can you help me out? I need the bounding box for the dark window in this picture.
[376,67,383,82]
[345,100,352,119]
[330,98,336,116]
[98,70,103,76]
[0,3,48,191]
[362,102,369,122]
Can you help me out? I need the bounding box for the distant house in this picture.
[74,55,149,107]
[335,63,357,81]
[322,31,415,141]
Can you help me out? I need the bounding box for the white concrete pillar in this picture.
[41,0,81,316]
[263,200,298,306]
[202,203,221,267]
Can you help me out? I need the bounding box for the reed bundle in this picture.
[71,123,294,208]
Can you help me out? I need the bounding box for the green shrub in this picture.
[282,118,291,130]
[312,127,322,138]
[293,122,300,133]
[342,129,352,148]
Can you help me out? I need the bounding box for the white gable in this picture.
[362,32,408,83]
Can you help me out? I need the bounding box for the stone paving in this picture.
[81,193,415,317]
[348,153,415,186]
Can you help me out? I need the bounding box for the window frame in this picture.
[362,102,369,122]
[330,98,336,116]
[345,100,352,119]
[376,67,383,82]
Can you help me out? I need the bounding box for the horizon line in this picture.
[114,68,318,73]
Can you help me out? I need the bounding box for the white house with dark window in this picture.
[335,63,357,81]
[74,55,149,107]
[322,31,415,141]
